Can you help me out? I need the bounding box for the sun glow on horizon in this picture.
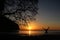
[19,21,43,31]
[28,26,32,30]
[18,21,45,36]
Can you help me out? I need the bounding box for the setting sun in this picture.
[18,21,48,36]
[19,21,43,31]
[28,26,32,30]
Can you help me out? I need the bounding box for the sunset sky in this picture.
[4,0,60,30]
[36,0,60,30]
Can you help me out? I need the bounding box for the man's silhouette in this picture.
[42,26,49,33]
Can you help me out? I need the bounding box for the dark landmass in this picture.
[0,15,19,32]
[0,33,60,40]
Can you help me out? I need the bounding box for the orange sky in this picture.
[19,21,60,31]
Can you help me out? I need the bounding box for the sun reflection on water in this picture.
[18,21,45,36]
[18,31,44,36]
[29,31,31,36]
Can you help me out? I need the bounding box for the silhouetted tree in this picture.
[0,0,5,14]
[3,0,38,27]
[0,0,19,32]
[0,0,38,32]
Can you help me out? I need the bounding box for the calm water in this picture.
[18,30,60,36]
[1,30,60,36]
[19,31,44,36]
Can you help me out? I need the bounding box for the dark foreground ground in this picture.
[0,33,60,40]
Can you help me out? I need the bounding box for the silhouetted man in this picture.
[42,26,49,34]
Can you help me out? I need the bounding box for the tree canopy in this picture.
[2,0,38,27]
